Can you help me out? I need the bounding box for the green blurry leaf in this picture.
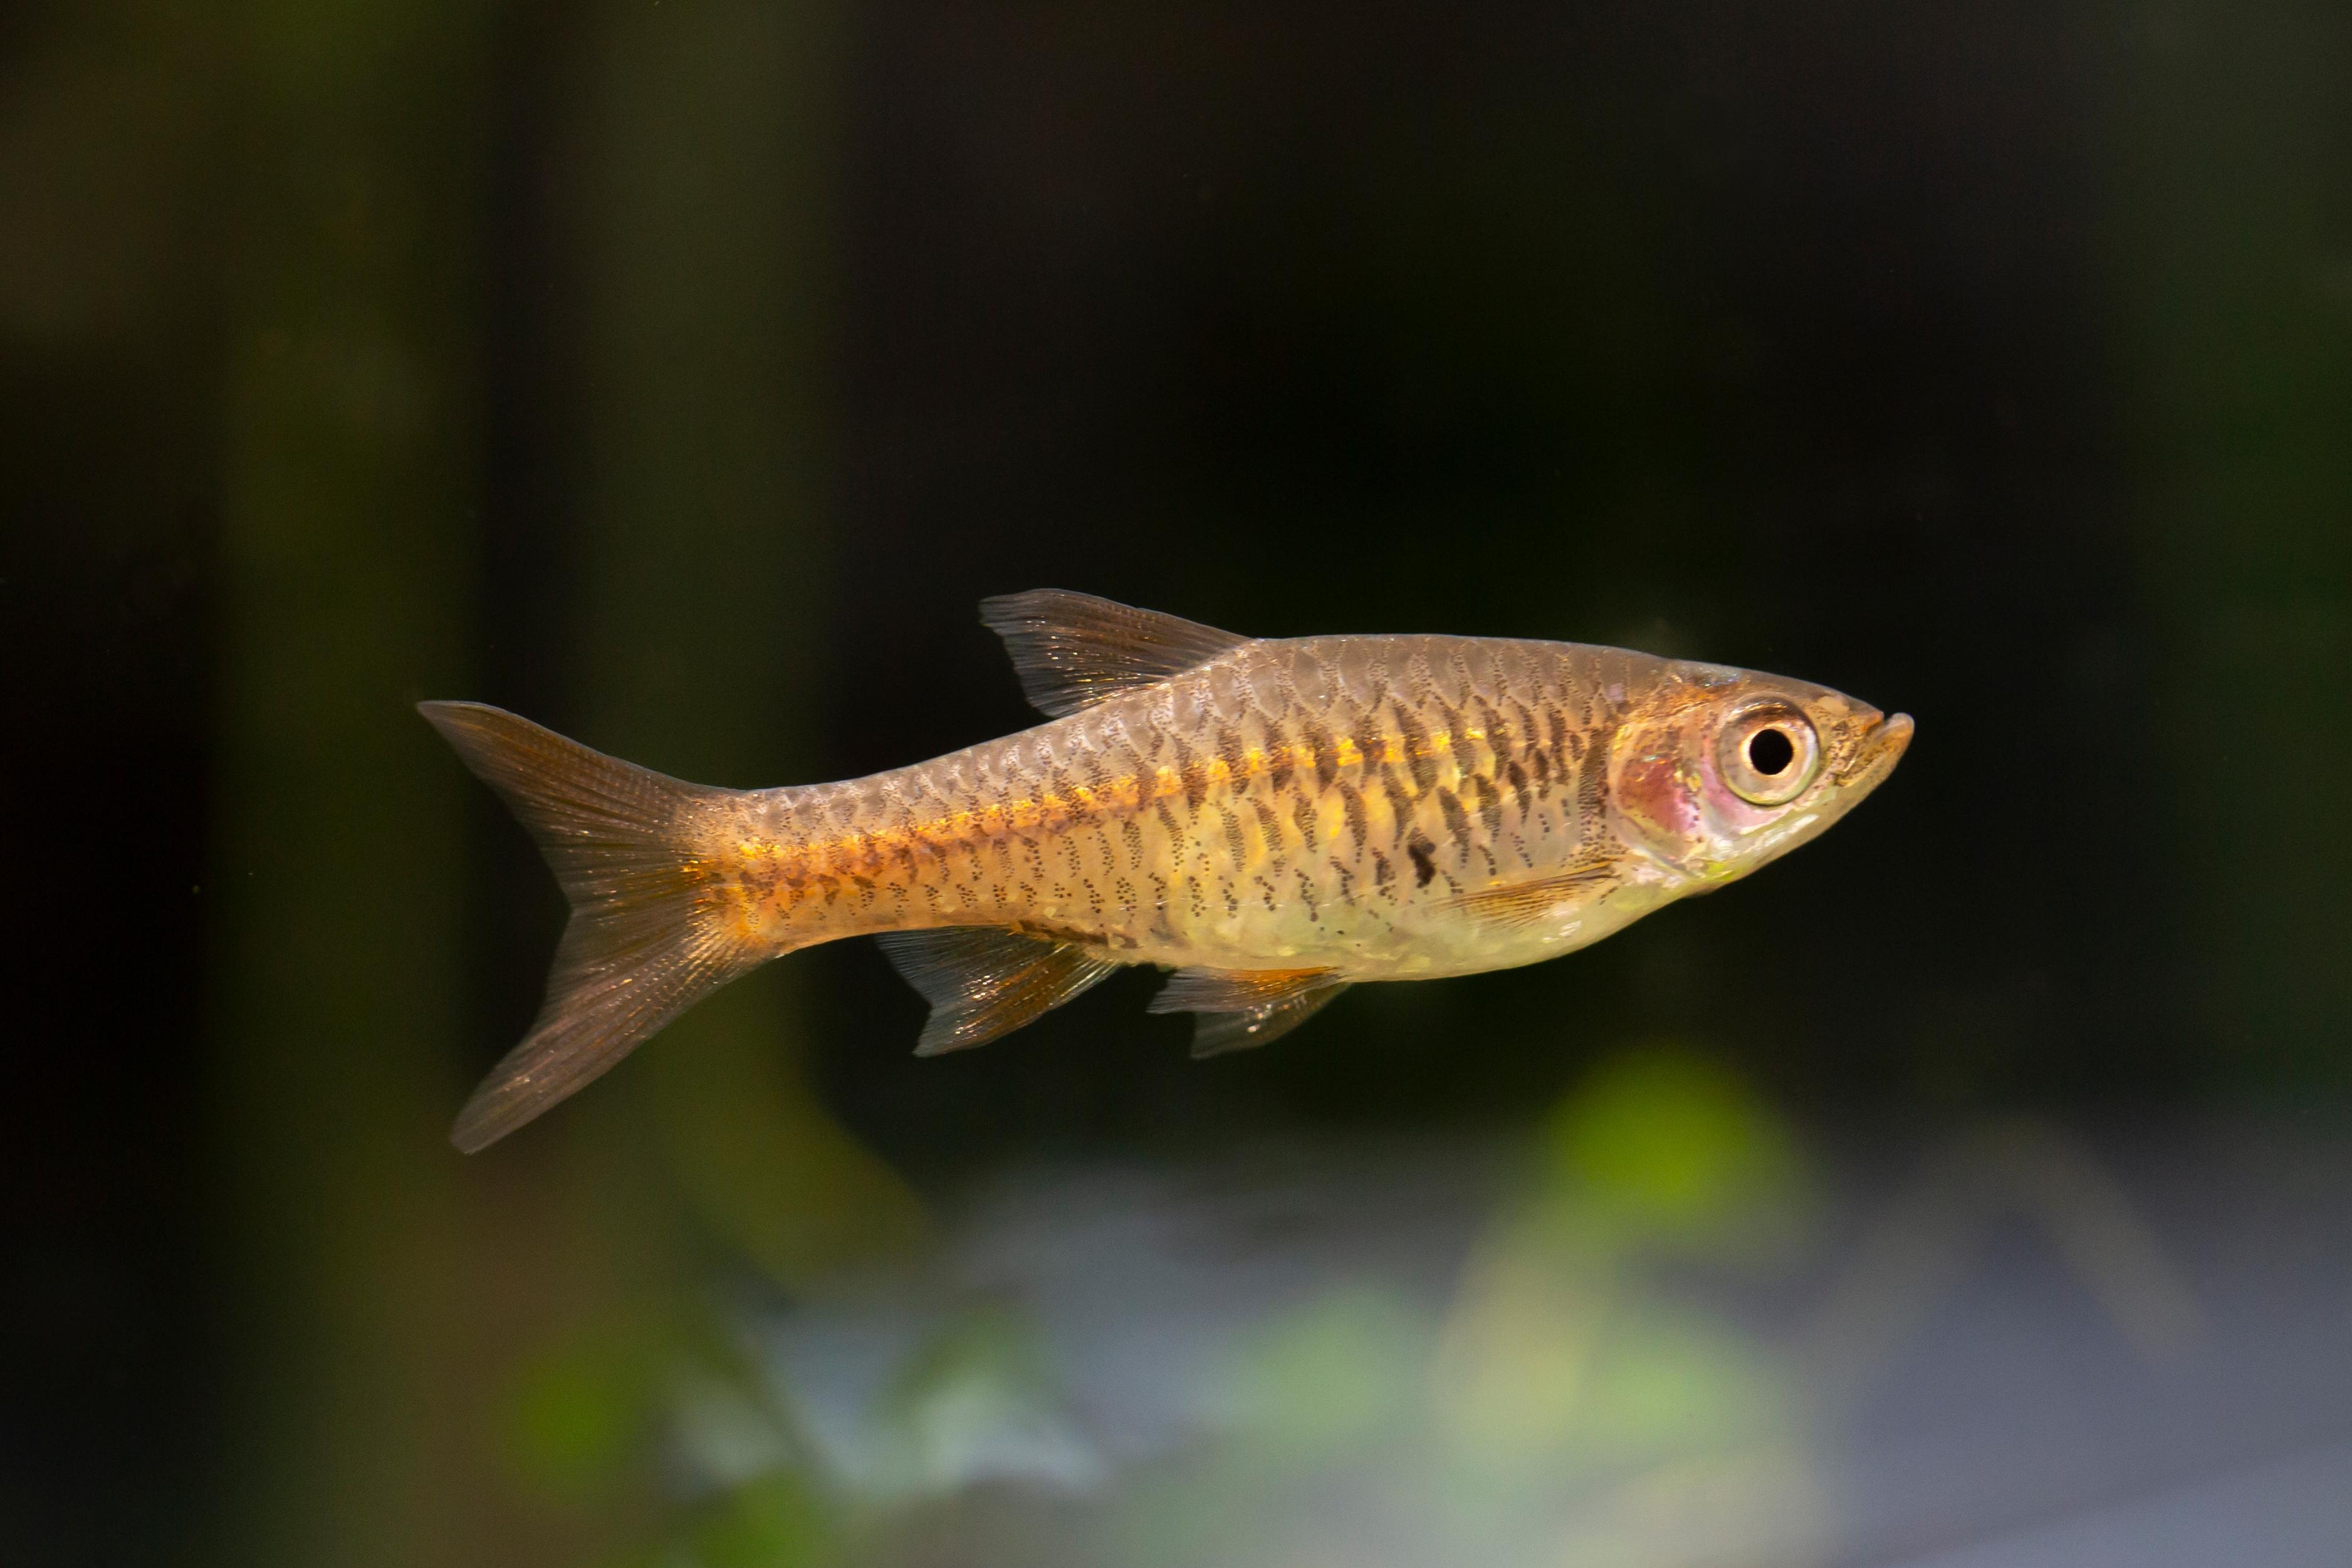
[1226,1287,1426,1462]
[688,1472,838,1568]
[1569,1309,1793,1466]
[1539,1045,1809,1253]
[1430,1225,1616,1462]
[506,1319,669,1503]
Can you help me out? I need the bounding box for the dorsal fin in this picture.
[978,589,1252,718]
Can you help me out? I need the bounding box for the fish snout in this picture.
[1843,709,1913,788]
[1877,711,1915,759]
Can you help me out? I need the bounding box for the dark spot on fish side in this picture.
[1394,701,1437,792]
[1407,837,1438,889]
[1466,771,1505,840]
[1305,723,1338,790]
[1477,698,1510,761]
[1179,745,1211,811]
[1337,780,1369,854]
[1377,768,1415,842]
[1437,787,1472,855]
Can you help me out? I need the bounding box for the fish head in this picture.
[1607,661,1913,887]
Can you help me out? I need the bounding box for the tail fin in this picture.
[420,701,759,1152]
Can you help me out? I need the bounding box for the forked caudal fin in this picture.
[422,592,1319,1148]
[419,702,760,1152]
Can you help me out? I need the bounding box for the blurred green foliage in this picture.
[507,1315,681,1505]
[677,1475,839,1568]
[1223,1288,1427,1463]
[1538,1045,1811,1256]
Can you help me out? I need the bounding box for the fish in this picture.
[422,590,1912,1151]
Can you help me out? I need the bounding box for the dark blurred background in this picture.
[6,1,2349,1565]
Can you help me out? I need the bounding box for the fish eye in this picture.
[1717,705,1820,807]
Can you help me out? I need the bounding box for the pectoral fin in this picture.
[1148,966,1351,1058]
[978,588,1252,717]
[877,927,1122,1055]
[1439,861,1619,931]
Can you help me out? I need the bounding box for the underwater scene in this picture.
[8,1,2349,1565]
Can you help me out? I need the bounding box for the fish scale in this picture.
[713,637,1611,975]
[419,590,1910,1149]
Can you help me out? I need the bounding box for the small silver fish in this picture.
[424,590,1911,1150]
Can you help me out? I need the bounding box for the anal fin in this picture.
[877,927,1121,1056]
[1147,966,1350,1058]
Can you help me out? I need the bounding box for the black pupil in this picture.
[1747,726,1795,776]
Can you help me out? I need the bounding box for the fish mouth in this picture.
[1844,711,1914,790]
[1875,711,1915,758]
